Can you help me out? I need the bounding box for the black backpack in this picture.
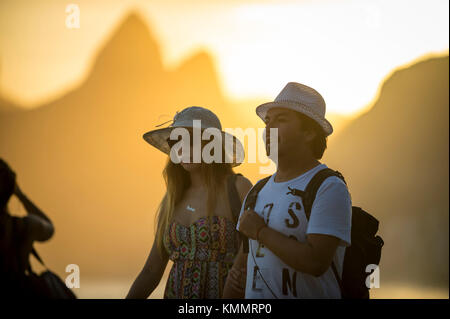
[1,215,76,299]
[25,247,77,299]
[241,168,384,299]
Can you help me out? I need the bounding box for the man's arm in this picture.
[238,208,339,276]
[14,183,54,241]
[259,226,340,276]
[14,183,53,225]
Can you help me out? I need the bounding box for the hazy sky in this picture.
[0,0,448,114]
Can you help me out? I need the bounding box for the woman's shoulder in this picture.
[234,174,252,188]
[233,174,253,202]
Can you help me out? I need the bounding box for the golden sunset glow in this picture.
[0,0,448,115]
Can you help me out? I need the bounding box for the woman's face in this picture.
[167,128,213,172]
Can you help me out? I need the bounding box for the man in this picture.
[223,82,352,299]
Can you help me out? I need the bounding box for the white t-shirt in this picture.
[236,163,352,299]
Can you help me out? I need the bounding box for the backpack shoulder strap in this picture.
[243,176,271,211]
[240,175,271,253]
[227,173,243,224]
[302,168,346,220]
[301,167,347,297]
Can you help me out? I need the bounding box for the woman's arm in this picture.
[222,174,252,298]
[222,243,247,298]
[235,175,253,203]
[126,240,169,299]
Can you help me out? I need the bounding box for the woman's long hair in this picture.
[154,158,234,254]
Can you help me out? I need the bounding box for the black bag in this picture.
[242,168,384,299]
[26,248,77,299]
[1,216,76,299]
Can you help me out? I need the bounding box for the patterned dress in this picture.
[163,215,240,298]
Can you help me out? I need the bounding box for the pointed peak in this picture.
[171,50,225,104]
[179,50,216,69]
[175,50,220,80]
[104,10,160,54]
[115,11,149,35]
[88,11,164,82]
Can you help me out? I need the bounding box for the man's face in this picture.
[264,107,309,158]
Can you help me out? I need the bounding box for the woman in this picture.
[126,106,252,299]
[0,159,54,298]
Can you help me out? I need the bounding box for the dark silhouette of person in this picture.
[0,158,54,298]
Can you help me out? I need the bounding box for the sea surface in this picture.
[74,277,448,299]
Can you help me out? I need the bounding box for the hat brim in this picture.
[142,127,245,167]
[256,101,333,136]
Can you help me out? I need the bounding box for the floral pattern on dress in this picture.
[163,215,239,299]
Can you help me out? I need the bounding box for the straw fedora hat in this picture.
[143,106,244,167]
[256,82,333,136]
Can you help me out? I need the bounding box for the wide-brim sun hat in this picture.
[143,106,245,167]
[256,82,333,136]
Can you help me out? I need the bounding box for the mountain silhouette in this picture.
[88,12,164,85]
[0,12,232,279]
[324,55,449,287]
